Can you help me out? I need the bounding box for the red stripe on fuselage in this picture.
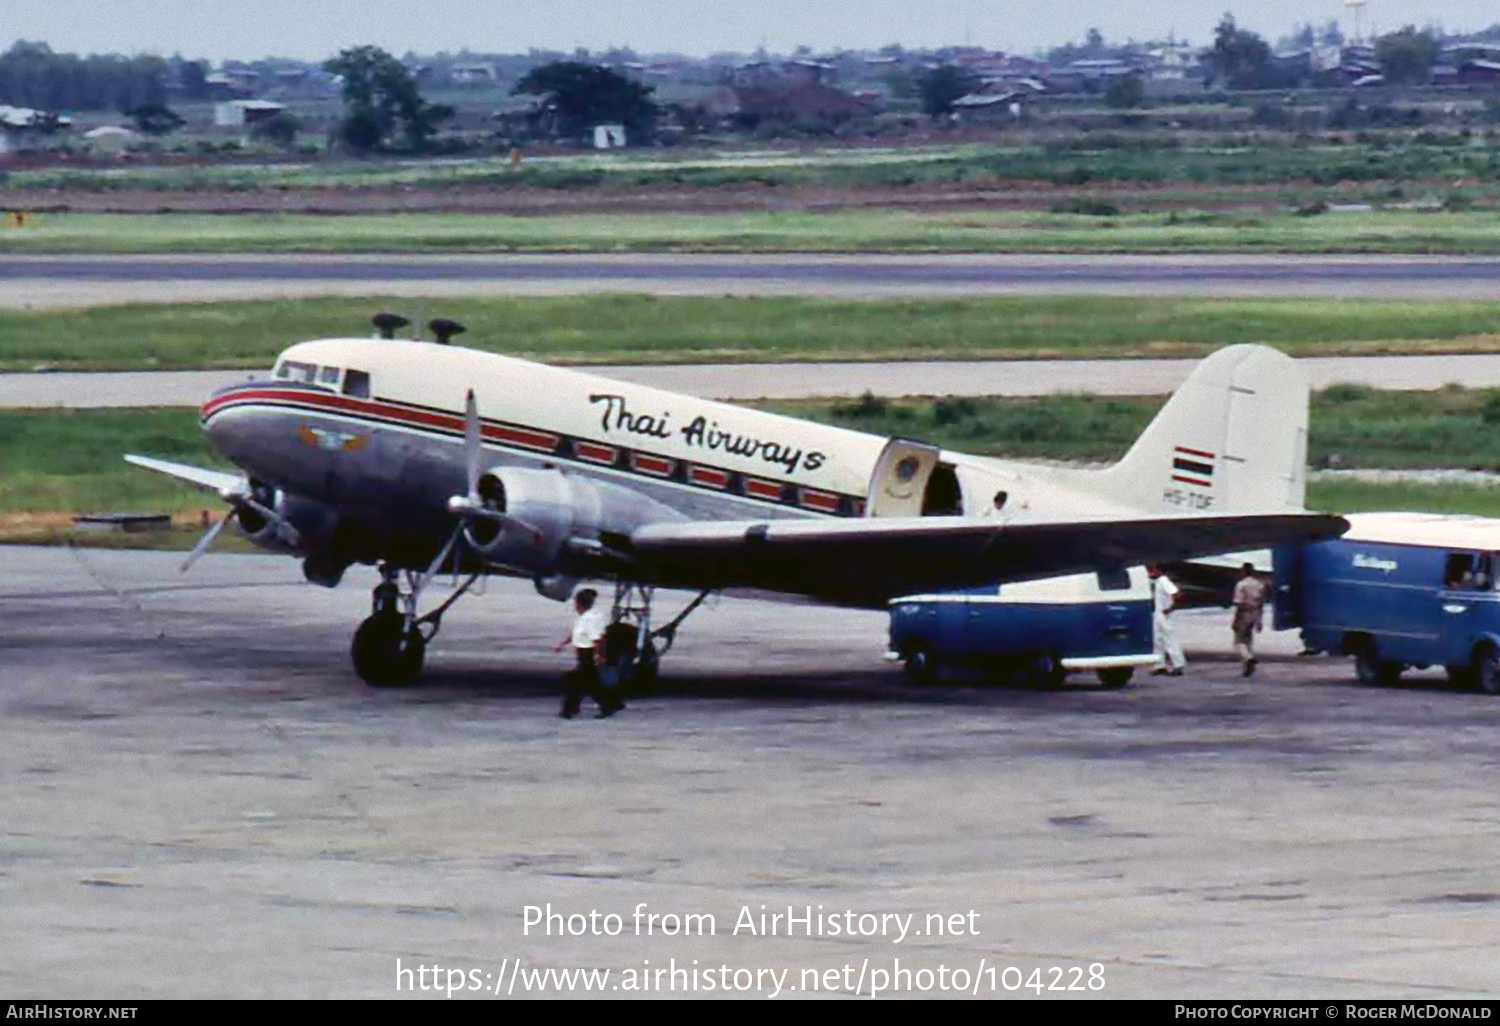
[200,385,849,513]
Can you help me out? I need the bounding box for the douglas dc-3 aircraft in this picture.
[127,316,1344,687]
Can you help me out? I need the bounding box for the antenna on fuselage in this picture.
[429,319,467,346]
[371,312,410,339]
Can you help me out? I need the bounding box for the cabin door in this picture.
[865,439,941,518]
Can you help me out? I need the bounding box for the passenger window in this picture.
[1443,553,1492,590]
[1097,567,1131,591]
[342,369,371,398]
[318,366,341,385]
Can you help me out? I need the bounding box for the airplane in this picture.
[126,314,1344,687]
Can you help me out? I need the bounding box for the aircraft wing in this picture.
[124,454,243,494]
[628,512,1346,608]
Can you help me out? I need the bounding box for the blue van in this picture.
[887,567,1155,688]
[1275,512,1500,693]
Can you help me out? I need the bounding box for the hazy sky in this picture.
[3,1,1496,61]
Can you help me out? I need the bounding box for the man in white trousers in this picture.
[1148,565,1186,676]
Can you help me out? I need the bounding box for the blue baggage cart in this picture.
[887,568,1155,688]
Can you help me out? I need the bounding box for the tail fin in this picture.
[1093,344,1308,514]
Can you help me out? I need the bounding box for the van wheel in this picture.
[1097,667,1134,689]
[903,645,936,685]
[1352,641,1400,686]
[1476,647,1500,695]
[1025,653,1067,690]
[1447,664,1477,689]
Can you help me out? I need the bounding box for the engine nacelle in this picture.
[466,466,682,575]
[233,485,338,558]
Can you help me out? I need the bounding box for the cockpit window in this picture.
[342,369,371,398]
[275,360,318,384]
[318,365,341,385]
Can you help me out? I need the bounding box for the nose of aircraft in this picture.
[199,381,261,461]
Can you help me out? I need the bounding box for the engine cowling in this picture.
[465,466,681,575]
[232,484,337,557]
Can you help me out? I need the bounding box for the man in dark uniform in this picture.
[554,588,623,719]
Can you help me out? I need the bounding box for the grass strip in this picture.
[8,294,1500,371]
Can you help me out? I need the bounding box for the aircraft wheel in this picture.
[903,644,936,685]
[352,613,426,688]
[1096,667,1134,689]
[1476,647,1500,695]
[630,641,660,696]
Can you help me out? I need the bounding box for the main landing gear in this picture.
[351,562,479,687]
[603,582,712,696]
[349,562,711,690]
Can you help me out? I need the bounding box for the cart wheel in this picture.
[1096,666,1134,689]
[1476,646,1500,695]
[1025,653,1066,690]
[903,644,936,684]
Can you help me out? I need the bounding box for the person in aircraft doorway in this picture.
[1148,565,1186,677]
[554,588,624,719]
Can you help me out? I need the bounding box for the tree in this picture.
[178,59,209,100]
[250,110,303,148]
[129,100,185,136]
[1206,13,1273,89]
[0,41,171,112]
[1084,28,1106,57]
[512,61,657,142]
[1104,73,1145,109]
[1376,26,1440,85]
[916,63,980,119]
[324,45,452,153]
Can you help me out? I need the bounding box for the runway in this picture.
[4,253,1500,308]
[8,352,1500,408]
[5,546,1498,998]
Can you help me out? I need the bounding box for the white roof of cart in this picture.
[1342,511,1500,551]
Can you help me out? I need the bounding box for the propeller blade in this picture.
[240,497,302,548]
[464,389,481,500]
[180,512,230,573]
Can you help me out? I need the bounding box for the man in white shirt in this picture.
[1148,565,1186,676]
[554,588,622,718]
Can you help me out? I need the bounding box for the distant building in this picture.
[592,123,627,148]
[1460,59,1500,84]
[450,63,496,86]
[951,91,1025,122]
[0,106,69,156]
[213,100,286,128]
[783,59,835,86]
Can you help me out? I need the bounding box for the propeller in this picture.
[180,482,300,573]
[442,389,541,551]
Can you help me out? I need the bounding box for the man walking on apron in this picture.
[1232,563,1271,678]
[554,588,624,719]
[1148,565,1186,676]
